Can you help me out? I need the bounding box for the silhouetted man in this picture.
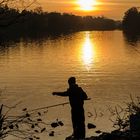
[52,77,88,140]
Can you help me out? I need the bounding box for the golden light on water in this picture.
[80,32,95,70]
[77,0,97,11]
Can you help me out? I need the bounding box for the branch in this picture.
[0,0,38,28]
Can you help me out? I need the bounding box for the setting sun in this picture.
[77,0,96,11]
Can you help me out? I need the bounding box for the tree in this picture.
[0,0,38,28]
[0,0,37,9]
[122,7,140,33]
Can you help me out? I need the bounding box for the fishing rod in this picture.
[29,98,91,112]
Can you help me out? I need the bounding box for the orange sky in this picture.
[37,0,140,20]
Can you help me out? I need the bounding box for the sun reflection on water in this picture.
[81,32,96,70]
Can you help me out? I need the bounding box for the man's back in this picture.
[67,84,88,110]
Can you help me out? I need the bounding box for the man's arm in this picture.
[52,91,69,96]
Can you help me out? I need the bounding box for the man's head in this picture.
[68,77,76,86]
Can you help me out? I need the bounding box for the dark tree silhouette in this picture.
[0,0,37,9]
[122,7,140,33]
[0,0,38,28]
[0,4,121,40]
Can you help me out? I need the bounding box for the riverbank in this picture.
[66,96,140,140]
[86,130,140,140]
[65,129,140,140]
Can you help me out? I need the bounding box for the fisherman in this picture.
[52,77,88,140]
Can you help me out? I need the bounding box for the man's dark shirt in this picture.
[56,84,88,110]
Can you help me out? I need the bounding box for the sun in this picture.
[77,0,96,11]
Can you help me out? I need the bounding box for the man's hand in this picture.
[52,92,57,95]
[85,97,91,100]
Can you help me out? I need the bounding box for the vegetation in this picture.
[1,3,140,40]
[122,7,140,34]
[0,0,38,27]
[1,95,140,140]
[87,96,140,140]
[0,4,121,39]
[110,96,140,131]
[0,103,64,140]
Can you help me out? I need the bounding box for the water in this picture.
[0,31,140,139]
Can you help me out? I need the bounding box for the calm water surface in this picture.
[0,31,140,139]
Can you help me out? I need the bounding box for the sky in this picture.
[38,0,140,20]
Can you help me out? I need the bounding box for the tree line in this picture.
[0,5,121,38]
[1,4,140,39]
